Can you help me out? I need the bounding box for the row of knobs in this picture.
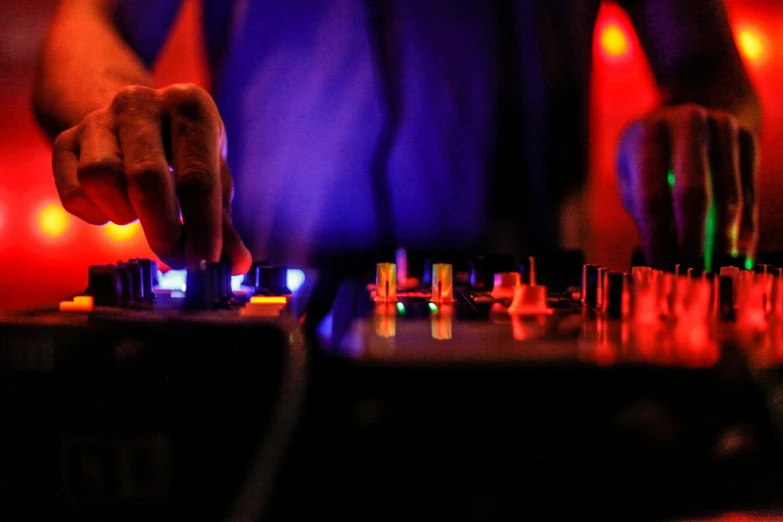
[581,263,783,322]
[86,258,158,306]
[84,259,290,309]
[376,259,548,314]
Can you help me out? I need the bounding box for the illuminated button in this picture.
[596,267,606,309]
[59,295,94,312]
[375,263,397,302]
[520,256,537,286]
[508,285,549,315]
[431,263,454,303]
[490,272,520,298]
[736,273,767,329]
[86,265,122,306]
[242,295,287,317]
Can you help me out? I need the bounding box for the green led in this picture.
[428,302,438,313]
[396,302,406,315]
[704,203,716,273]
[667,170,675,189]
[745,257,754,270]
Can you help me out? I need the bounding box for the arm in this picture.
[619,0,761,131]
[32,0,251,274]
[33,0,181,140]
[615,0,760,269]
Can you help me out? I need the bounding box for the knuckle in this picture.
[176,165,216,198]
[165,83,218,120]
[678,105,708,131]
[111,85,159,115]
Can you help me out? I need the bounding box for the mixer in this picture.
[2,250,783,521]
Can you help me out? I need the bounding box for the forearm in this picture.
[33,0,156,140]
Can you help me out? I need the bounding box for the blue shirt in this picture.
[120,0,597,267]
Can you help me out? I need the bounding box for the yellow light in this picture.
[250,296,287,304]
[104,220,140,241]
[737,27,765,63]
[37,203,70,237]
[600,24,629,58]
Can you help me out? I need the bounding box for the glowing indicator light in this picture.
[59,295,94,312]
[396,302,406,315]
[745,257,754,270]
[104,220,140,241]
[231,275,244,291]
[428,302,438,313]
[250,296,287,304]
[600,24,629,58]
[704,203,717,274]
[287,269,305,293]
[38,203,70,237]
[736,27,766,63]
[667,170,675,189]
[157,269,187,292]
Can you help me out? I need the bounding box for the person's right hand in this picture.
[52,83,252,275]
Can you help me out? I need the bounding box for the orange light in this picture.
[59,295,94,312]
[37,202,70,237]
[600,24,629,58]
[104,220,141,241]
[736,27,767,63]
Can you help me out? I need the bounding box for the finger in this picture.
[164,85,223,269]
[52,127,109,225]
[222,210,253,275]
[707,112,741,258]
[738,127,759,261]
[619,118,676,269]
[671,107,710,268]
[112,86,185,269]
[218,157,251,274]
[76,112,137,224]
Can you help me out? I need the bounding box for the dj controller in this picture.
[2,250,783,521]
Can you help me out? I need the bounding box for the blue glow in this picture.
[287,269,305,292]
[157,270,187,292]
[231,275,244,291]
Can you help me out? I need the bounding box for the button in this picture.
[375,263,397,302]
[131,258,156,301]
[86,265,122,306]
[59,295,94,312]
[184,261,211,309]
[490,272,520,298]
[604,271,629,318]
[508,285,548,315]
[257,265,290,295]
[430,263,454,303]
[581,264,600,306]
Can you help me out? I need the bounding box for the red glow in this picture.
[600,24,629,59]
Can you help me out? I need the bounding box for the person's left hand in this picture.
[617,103,758,270]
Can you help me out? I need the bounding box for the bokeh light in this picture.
[600,24,629,58]
[104,220,141,241]
[37,202,70,238]
[735,26,768,64]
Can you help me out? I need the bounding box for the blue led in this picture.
[287,269,305,292]
[156,269,187,292]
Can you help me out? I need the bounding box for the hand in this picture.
[51,83,252,274]
[617,104,758,270]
